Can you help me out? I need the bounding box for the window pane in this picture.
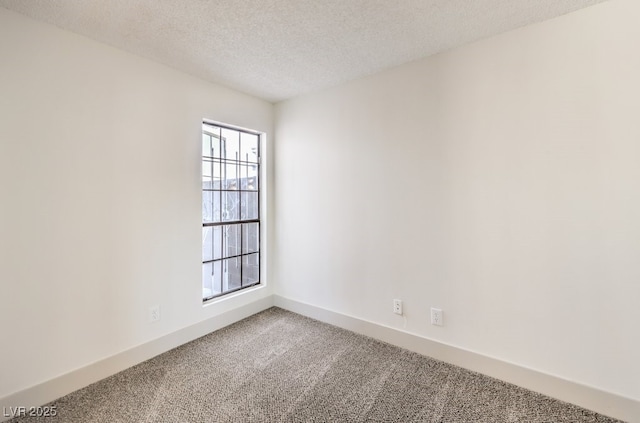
[213,160,221,188]
[240,133,259,163]
[239,165,259,190]
[202,261,222,299]
[202,227,213,262]
[241,192,258,220]
[223,258,241,291]
[213,226,222,259]
[246,174,258,191]
[223,161,238,190]
[242,223,259,254]
[223,192,239,221]
[203,125,222,158]
[202,159,212,189]
[221,128,240,162]
[202,134,212,157]
[213,191,221,222]
[203,226,222,261]
[203,262,213,298]
[202,190,213,223]
[203,190,222,223]
[249,164,258,190]
[212,134,221,159]
[223,224,241,258]
[242,253,259,286]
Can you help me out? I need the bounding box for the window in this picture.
[202,122,261,301]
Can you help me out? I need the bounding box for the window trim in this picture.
[202,120,262,302]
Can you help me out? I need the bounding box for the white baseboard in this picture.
[2,294,637,423]
[273,295,639,423]
[0,296,274,423]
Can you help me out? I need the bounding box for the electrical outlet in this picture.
[393,299,403,315]
[431,307,443,326]
[149,305,161,323]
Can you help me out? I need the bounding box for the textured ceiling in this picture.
[0,0,606,102]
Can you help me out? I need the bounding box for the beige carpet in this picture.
[9,307,624,422]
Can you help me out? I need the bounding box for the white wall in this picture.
[0,7,273,400]
[275,0,640,402]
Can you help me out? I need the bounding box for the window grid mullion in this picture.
[238,132,243,288]
[210,134,215,288]
[219,126,224,294]
[202,122,260,301]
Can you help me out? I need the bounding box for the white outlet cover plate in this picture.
[431,308,443,326]
[149,305,161,323]
[393,299,403,315]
